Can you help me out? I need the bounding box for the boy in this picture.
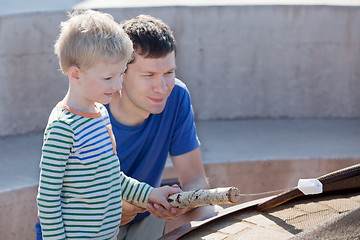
[36,10,180,239]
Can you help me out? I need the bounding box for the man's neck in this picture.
[109,92,150,126]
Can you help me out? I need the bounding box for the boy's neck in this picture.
[62,91,98,113]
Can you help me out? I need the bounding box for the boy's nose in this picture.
[112,75,123,91]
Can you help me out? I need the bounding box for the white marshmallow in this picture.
[298,179,323,195]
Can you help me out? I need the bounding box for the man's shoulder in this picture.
[171,78,190,98]
[174,78,187,91]
[162,78,192,115]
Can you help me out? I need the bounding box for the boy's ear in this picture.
[68,66,81,84]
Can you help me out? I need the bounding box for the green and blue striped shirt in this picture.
[37,103,153,239]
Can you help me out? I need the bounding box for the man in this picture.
[108,15,220,239]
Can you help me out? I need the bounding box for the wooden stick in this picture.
[167,187,240,208]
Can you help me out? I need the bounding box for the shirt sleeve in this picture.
[119,171,153,208]
[37,120,74,240]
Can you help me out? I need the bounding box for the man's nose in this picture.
[153,76,168,93]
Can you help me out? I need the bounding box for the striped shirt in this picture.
[37,103,153,239]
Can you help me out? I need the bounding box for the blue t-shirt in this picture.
[105,78,200,222]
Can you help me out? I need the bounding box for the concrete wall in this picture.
[1,5,360,136]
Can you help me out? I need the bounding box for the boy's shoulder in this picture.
[48,104,73,122]
[43,105,75,137]
[95,103,110,118]
[95,102,107,112]
[46,103,85,128]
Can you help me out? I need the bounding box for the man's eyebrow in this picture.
[167,66,177,72]
[142,67,177,74]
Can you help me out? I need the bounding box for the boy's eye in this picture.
[104,77,112,80]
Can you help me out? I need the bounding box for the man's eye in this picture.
[104,77,112,80]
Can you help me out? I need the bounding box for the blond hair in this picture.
[54,10,133,74]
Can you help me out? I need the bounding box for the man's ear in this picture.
[68,66,81,84]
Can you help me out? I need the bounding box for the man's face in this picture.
[122,51,176,116]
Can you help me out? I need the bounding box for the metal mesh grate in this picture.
[265,192,360,233]
[177,192,360,240]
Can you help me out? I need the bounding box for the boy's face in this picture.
[78,59,128,106]
[122,51,176,117]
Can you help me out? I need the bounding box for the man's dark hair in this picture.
[121,14,176,61]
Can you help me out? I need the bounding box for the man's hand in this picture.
[147,203,189,221]
[120,200,147,226]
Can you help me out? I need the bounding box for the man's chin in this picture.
[148,106,166,114]
[150,110,164,114]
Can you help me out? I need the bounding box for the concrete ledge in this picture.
[195,119,360,163]
[0,133,42,193]
[2,119,360,193]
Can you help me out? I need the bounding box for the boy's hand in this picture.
[147,184,188,221]
[148,184,182,210]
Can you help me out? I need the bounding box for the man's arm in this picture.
[171,147,209,191]
[120,201,146,225]
[120,147,205,225]
[164,148,224,234]
[146,147,211,220]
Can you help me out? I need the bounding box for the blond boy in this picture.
[36,10,180,239]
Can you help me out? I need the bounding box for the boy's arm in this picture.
[119,172,153,208]
[37,121,73,239]
[120,172,181,211]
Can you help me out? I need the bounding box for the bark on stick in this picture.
[167,187,240,208]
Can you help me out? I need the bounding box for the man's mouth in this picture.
[148,97,164,103]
